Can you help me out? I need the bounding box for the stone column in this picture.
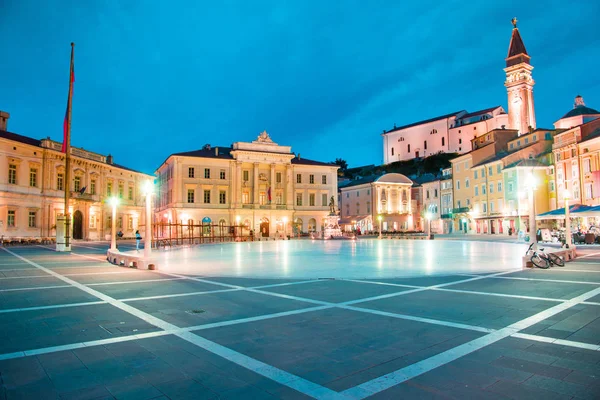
[376,186,382,214]
[236,162,242,207]
[286,165,293,208]
[253,162,259,206]
[386,187,391,213]
[270,163,276,209]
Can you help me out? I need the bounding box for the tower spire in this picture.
[504,18,536,135]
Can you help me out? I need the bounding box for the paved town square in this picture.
[1,241,599,399]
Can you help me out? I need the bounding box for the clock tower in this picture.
[504,18,536,135]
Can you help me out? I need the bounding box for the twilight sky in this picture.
[1,0,599,174]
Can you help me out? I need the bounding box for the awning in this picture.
[536,204,593,220]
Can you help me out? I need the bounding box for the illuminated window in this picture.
[8,210,15,227]
[29,212,37,228]
[8,164,17,184]
[29,168,37,187]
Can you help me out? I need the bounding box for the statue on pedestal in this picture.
[329,196,336,215]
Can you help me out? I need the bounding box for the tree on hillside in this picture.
[332,158,348,171]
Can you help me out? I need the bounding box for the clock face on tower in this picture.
[512,93,522,106]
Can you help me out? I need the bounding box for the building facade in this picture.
[155,131,338,238]
[0,113,153,241]
[338,173,415,233]
[421,180,442,234]
[553,116,600,209]
[381,107,509,164]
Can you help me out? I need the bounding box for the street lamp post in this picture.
[143,181,153,259]
[425,212,432,240]
[526,173,537,245]
[564,189,572,249]
[378,215,382,239]
[110,197,119,251]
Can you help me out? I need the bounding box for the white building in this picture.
[382,107,509,164]
[155,131,338,238]
[0,112,153,241]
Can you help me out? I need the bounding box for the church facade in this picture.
[155,131,338,238]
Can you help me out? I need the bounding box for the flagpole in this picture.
[64,42,75,249]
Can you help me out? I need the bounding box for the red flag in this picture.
[268,187,272,202]
[62,45,75,153]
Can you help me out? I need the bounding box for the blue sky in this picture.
[1,0,599,174]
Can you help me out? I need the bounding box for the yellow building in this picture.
[155,131,338,238]
[0,112,153,241]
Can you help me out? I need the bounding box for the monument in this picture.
[322,196,343,239]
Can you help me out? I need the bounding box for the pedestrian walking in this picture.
[135,230,142,251]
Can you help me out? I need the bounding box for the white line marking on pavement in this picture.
[341,285,600,399]
[511,333,600,351]
[0,301,106,314]
[346,278,565,304]
[0,247,345,400]
[0,284,71,292]
[576,251,600,259]
[582,301,600,306]
[122,288,241,302]
[341,305,495,333]
[487,275,600,285]
[87,277,185,286]
[0,270,133,281]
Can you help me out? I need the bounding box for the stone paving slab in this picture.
[375,336,600,400]
[352,288,557,329]
[449,277,598,299]
[0,334,312,399]
[131,289,314,328]
[0,304,160,355]
[198,307,484,391]
[0,286,98,311]
[0,275,64,290]
[94,278,228,300]
[259,279,414,303]
[521,304,600,345]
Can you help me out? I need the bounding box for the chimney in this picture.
[107,154,113,164]
[297,153,301,160]
[0,111,10,131]
[215,147,218,156]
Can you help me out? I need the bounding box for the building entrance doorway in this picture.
[260,218,269,237]
[73,210,83,240]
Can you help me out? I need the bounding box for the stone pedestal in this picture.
[323,214,342,239]
[55,214,72,252]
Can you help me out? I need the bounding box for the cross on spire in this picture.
[512,17,518,28]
